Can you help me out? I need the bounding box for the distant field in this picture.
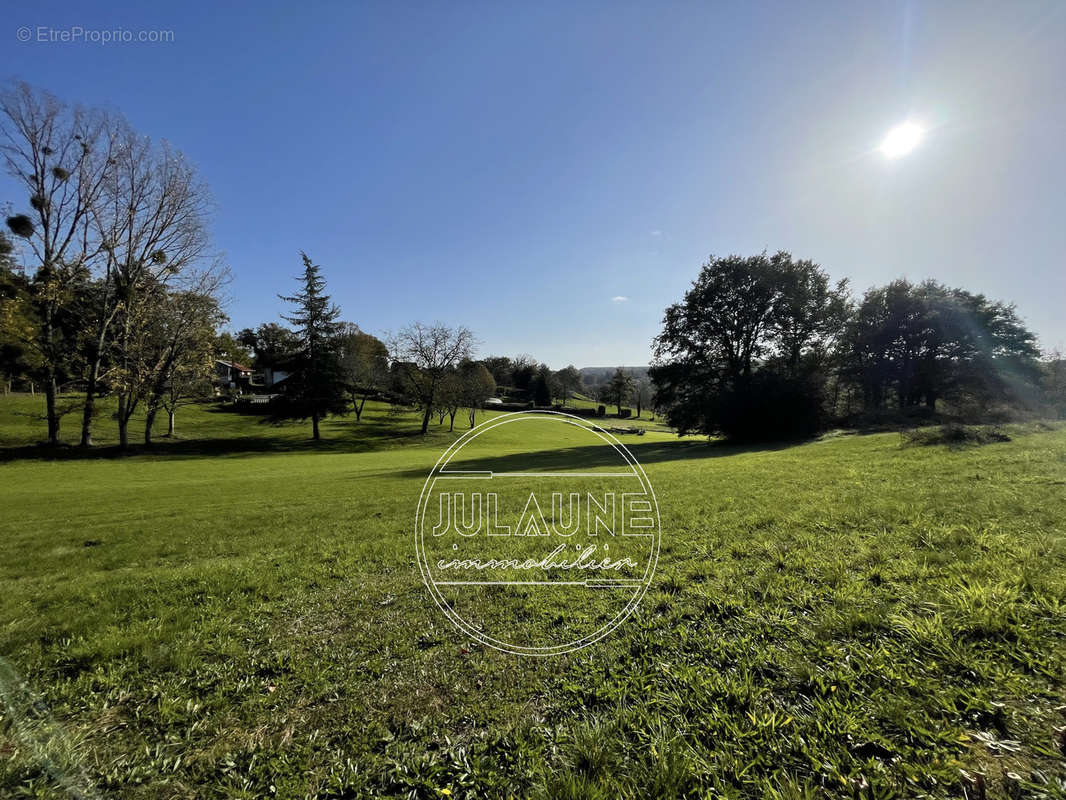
[1,394,1065,798]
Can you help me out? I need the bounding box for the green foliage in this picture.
[843,279,1042,415]
[652,256,1043,441]
[237,322,299,369]
[605,367,635,415]
[652,252,848,439]
[270,253,348,438]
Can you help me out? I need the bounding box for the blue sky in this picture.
[4,1,1065,367]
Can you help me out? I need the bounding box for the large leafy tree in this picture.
[842,279,1041,414]
[650,252,848,439]
[271,252,348,440]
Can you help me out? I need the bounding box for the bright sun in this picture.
[880,121,924,158]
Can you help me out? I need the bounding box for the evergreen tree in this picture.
[272,252,347,439]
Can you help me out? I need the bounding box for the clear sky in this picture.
[4,1,1065,367]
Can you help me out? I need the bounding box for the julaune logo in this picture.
[415,411,661,655]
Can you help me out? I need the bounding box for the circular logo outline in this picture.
[414,410,661,656]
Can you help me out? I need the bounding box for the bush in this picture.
[596,405,606,417]
[900,423,1011,447]
[561,406,602,419]
[713,372,824,442]
[617,409,632,419]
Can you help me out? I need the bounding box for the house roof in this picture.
[216,360,253,373]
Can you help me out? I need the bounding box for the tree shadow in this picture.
[0,426,433,463]
[390,436,804,478]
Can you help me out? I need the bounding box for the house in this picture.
[215,360,253,394]
[262,366,290,389]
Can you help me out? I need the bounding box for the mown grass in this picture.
[1,394,1064,798]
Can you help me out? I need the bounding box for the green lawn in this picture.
[1,394,1065,798]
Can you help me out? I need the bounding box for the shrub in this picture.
[713,372,824,442]
[900,423,1011,448]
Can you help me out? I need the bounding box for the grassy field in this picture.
[1,394,1065,798]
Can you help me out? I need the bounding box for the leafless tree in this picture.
[388,322,475,434]
[0,82,114,444]
[93,127,212,448]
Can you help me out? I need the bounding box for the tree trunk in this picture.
[420,405,432,434]
[144,405,157,445]
[168,409,175,436]
[117,393,129,450]
[448,410,456,431]
[80,382,97,447]
[45,374,60,445]
[312,412,320,440]
[469,407,476,428]
[80,327,109,446]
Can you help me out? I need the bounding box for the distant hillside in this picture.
[579,366,650,389]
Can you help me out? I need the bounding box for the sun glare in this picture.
[879,121,924,158]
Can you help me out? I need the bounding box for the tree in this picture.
[555,365,582,405]
[632,377,652,418]
[215,330,254,367]
[97,127,212,448]
[141,277,226,444]
[650,252,848,439]
[481,356,512,388]
[438,369,464,431]
[0,233,42,393]
[337,323,389,421]
[510,355,536,394]
[237,322,298,370]
[388,322,475,434]
[1,82,115,444]
[841,279,1041,415]
[1041,352,1066,418]
[605,368,634,415]
[531,365,553,406]
[271,252,348,440]
[461,360,496,428]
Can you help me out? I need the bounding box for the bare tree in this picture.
[632,377,652,418]
[0,82,114,444]
[388,322,475,434]
[95,127,212,448]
